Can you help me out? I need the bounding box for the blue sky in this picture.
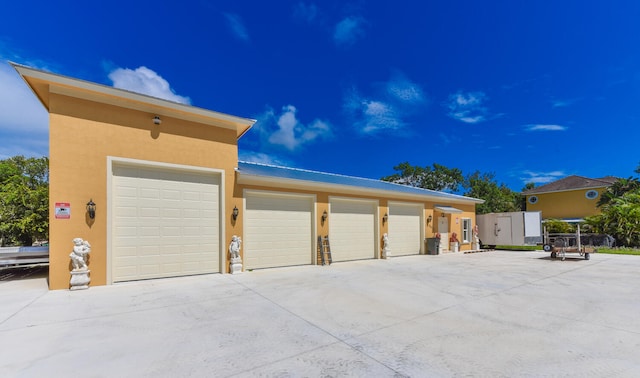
[1,1,639,191]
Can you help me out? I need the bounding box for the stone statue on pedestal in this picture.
[472,224,480,250]
[69,237,91,290]
[229,235,243,274]
[382,233,390,258]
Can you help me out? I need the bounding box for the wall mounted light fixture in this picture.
[382,213,388,225]
[427,214,433,225]
[153,116,162,125]
[321,210,328,225]
[86,199,96,219]
[232,206,239,221]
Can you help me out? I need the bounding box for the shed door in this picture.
[112,165,220,282]
[496,216,513,245]
[389,202,423,256]
[329,198,377,261]
[244,192,313,269]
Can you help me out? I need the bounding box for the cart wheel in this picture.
[551,251,557,259]
[543,244,552,252]
[585,253,590,260]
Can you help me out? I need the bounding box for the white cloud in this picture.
[224,12,249,42]
[333,16,365,47]
[238,151,290,166]
[108,66,191,104]
[521,170,565,184]
[446,91,488,124]
[256,105,332,150]
[525,124,568,131]
[386,73,425,104]
[293,2,319,23]
[343,73,426,135]
[344,89,403,134]
[551,98,580,108]
[0,60,48,158]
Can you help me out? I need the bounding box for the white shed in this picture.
[476,211,542,247]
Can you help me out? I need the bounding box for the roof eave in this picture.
[523,184,612,195]
[11,62,256,139]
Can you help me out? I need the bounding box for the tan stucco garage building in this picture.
[13,63,483,290]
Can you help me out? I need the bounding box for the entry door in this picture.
[438,216,449,251]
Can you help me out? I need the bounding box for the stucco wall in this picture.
[526,188,603,219]
[48,93,238,289]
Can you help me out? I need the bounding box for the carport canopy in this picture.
[435,206,463,214]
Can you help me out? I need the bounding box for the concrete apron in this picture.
[1,251,639,377]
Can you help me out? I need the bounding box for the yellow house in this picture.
[13,63,483,290]
[522,175,617,221]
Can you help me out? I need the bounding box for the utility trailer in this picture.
[542,225,614,261]
[476,211,542,248]
[0,246,49,267]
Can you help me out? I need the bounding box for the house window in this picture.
[585,190,599,199]
[461,218,471,243]
[528,195,538,204]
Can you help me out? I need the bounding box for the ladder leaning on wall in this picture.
[318,236,332,265]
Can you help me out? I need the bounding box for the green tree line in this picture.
[0,156,49,246]
[381,161,524,214]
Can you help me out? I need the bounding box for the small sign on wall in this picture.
[55,202,71,219]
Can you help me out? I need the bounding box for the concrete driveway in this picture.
[1,251,639,377]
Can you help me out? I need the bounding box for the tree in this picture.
[519,182,536,211]
[381,162,426,188]
[0,156,49,246]
[462,171,520,214]
[381,162,463,192]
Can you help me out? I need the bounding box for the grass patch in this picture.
[493,245,540,251]
[596,247,640,256]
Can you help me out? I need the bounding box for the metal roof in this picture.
[434,206,463,213]
[237,161,483,204]
[522,175,617,195]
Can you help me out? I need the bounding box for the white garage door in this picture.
[388,202,423,256]
[329,198,377,262]
[244,192,313,269]
[112,164,220,282]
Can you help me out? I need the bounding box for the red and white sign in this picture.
[55,202,71,219]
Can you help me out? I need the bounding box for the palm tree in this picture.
[587,190,640,247]
[597,177,640,207]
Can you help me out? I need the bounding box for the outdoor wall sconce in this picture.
[427,214,433,225]
[86,199,96,219]
[321,210,328,225]
[232,206,239,221]
[153,115,162,125]
[382,213,388,225]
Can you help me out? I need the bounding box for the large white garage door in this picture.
[244,192,314,269]
[112,164,221,282]
[329,198,377,262]
[388,202,423,256]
